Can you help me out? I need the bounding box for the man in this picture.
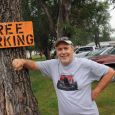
[12,36,115,115]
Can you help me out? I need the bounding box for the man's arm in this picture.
[12,59,39,71]
[92,68,115,100]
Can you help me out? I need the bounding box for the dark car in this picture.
[90,55,115,66]
[88,46,115,67]
[85,46,115,58]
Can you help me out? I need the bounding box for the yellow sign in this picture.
[0,21,34,48]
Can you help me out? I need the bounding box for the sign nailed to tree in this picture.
[0,21,34,48]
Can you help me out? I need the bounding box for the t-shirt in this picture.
[36,57,109,115]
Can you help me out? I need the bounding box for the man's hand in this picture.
[91,68,115,101]
[12,59,25,70]
[91,89,100,101]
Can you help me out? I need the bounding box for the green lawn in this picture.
[30,71,58,115]
[30,56,115,115]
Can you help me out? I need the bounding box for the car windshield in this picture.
[85,47,114,56]
[75,46,95,54]
[108,47,115,54]
[86,49,104,56]
[78,47,93,52]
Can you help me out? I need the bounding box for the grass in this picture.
[30,71,58,115]
[95,82,115,115]
[30,56,115,115]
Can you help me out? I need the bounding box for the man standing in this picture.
[12,36,115,115]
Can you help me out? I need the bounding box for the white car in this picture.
[75,46,96,54]
[75,51,90,58]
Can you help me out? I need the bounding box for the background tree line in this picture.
[22,0,114,59]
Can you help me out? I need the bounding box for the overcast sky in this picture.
[109,5,115,29]
[109,5,115,37]
[99,0,115,37]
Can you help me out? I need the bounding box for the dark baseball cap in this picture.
[55,36,73,47]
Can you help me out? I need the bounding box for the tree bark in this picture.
[37,0,71,39]
[94,26,101,48]
[0,0,40,115]
[57,0,71,39]
[37,0,57,39]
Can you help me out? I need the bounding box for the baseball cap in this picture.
[55,36,73,47]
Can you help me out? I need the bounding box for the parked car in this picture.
[75,51,90,58]
[75,46,115,58]
[85,46,115,58]
[89,55,115,66]
[74,46,96,54]
[88,47,115,65]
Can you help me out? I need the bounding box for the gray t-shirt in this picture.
[36,57,109,115]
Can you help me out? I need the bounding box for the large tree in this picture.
[34,0,111,48]
[0,0,40,114]
[25,0,111,58]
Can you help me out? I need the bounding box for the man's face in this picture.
[56,42,74,66]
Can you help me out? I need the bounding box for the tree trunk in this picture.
[57,0,71,39]
[43,47,50,60]
[29,50,32,59]
[0,0,40,115]
[37,0,57,39]
[94,28,101,48]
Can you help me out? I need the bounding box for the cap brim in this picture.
[55,40,73,47]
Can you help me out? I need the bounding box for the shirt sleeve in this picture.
[86,59,109,81]
[35,60,53,78]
